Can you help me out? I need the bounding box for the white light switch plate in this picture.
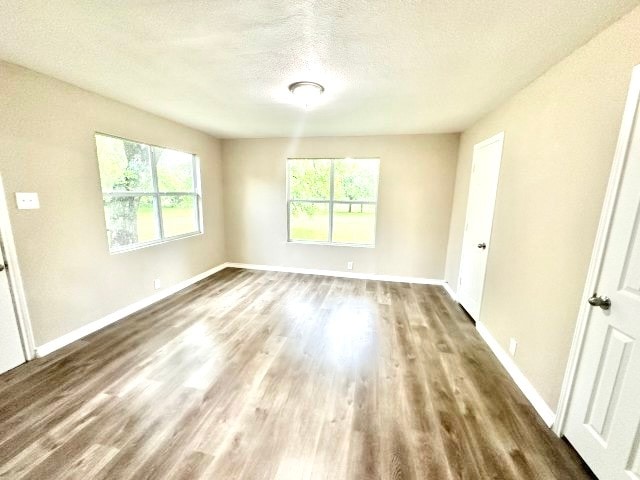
[16,192,40,210]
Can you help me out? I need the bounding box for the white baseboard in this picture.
[226,262,446,286]
[35,262,230,358]
[34,259,555,432]
[441,282,457,301]
[476,321,556,427]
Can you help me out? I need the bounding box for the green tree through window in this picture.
[287,158,379,245]
[95,134,201,252]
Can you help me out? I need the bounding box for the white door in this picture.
[564,67,640,479]
[457,132,504,320]
[0,238,26,374]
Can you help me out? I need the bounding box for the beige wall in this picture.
[445,6,640,410]
[222,135,459,278]
[0,61,226,346]
[6,3,638,409]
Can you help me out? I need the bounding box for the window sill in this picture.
[286,240,375,249]
[109,231,203,255]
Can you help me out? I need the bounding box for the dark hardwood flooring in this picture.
[0,268,593,479]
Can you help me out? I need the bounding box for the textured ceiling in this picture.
[1,1,638,138]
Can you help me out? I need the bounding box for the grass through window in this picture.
[287,159,379,245]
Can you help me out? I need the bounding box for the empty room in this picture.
[1,1,640,479]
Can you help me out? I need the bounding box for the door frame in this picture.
[457,131,505,321]
[553,64,640,436]
[0,174,36,361]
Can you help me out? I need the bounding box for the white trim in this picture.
[476,321,556,427]
[442,281,457,301]
[226,262,445,286]
[553,64,640,436]
[35,262,230,358]
[473,131,505,151]
[286,240,375,249]
[109,231,203,255]
[0,174,36,360]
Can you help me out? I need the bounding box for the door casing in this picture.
[0,174,35,361]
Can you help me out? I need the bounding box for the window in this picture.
[287,158,380,245]
[95,133,202,253]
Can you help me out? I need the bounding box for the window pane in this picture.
[103,195,159,249]
[333,158,379,202]
[155,147,195,192]
[288,159,331,200]
[289,202,329,242]
[332,203,376,245]
[96,134,153,192]
[161,195,199,238]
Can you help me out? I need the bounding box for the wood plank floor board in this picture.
[0,268,594,479]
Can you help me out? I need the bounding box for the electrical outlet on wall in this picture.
[154,278,162,290]
[15,192,40,210]
[509,338,518,357]
[347,261,354,270]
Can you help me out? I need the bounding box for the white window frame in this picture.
[286,157,380,247]
[95,133,203,254]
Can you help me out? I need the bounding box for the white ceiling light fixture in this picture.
[288,81,325,109]
[2,1,636,136]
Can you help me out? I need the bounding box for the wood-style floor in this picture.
[0,268,592,479]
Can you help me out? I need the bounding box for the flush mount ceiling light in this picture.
[288,81,325,109]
